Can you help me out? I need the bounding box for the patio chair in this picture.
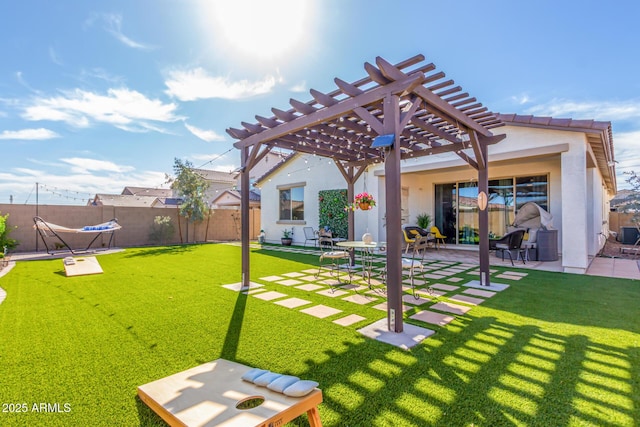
[401,235,433,299]
[314,236,352,288]
[494,229,526,266]
[430,226,447,249]
[303,227,319,247]
[401,226,417,254]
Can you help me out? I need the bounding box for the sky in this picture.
[1,0,639,205]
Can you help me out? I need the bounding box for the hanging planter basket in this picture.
[359,202,372,211]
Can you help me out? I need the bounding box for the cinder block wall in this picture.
[0,204,260,252]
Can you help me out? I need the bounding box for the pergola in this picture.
[228,54,505,333]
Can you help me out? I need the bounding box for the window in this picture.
[279,186,304,221]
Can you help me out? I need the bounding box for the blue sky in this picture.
[2,0,639,205]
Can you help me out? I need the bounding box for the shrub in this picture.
[416,212,432,230]
[148,216,175,245]
[0,212,18,252]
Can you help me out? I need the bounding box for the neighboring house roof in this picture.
[497,113,616,193]
[152,197,183,208]
[121,186,172,197]
[253,153,297,186]
[193,168,238,183]
[91,194,159,207]
[211,189,261,207]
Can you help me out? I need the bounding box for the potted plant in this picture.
[281,229,293,246]
[345,192,377,211]
[416,213,432,230]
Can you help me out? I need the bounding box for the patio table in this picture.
[336,240,386,287]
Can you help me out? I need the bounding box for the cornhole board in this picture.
[63,256,103,277]
[137,358,323,427]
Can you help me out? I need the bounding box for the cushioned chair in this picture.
[494,229,526,266]
[315,236,352,287]
[430,226,447,249]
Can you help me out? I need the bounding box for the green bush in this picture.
[148,216,175,245]
[318,189,348,238]
[0,212,18,252]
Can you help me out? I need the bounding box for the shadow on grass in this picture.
[123,244,195,258]
[134,312,638,426]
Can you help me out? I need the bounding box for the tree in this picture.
[166,158,210,243]
[624,171,640,222]
[0,212,18,253]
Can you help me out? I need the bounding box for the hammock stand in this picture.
[33,216,122,255]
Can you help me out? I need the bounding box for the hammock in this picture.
[33,216,122,255]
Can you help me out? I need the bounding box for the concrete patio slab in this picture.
[259,275,284,282]
[282,272,306,278]
[275,297,312,309]
[357,318,435,350]
[447,277,464,283]
[333,314,367,326]
[254,291,288,301]
[277,279,304,286]
[410,310,455,326]
[430,283,459,292]
[402,294,431,305]
[316,289,349,298]
[222,282,264,292]
[342,294,377,305]
[463,280,510,292]
[372,302,411,312]
[430,301,472,315]
[495,274,524,280]
[300,305,342,318]
[449,295,485,306]
[295,284,325,292]
[464,288,496,298]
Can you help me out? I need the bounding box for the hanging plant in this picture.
[345,192,376,211]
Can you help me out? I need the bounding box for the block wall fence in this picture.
[0,204,260,253]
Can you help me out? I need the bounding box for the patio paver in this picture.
[300,305,342,318]
[295,284,325,292]
[402,294,431,305]
[333,314,367,326]
[430,301,472,315]
[259,275,284,282]
[275,297,312,309]
[282,272,306,278]
[357,318,435,350]
[410,310,456,326]
[342,294,377,305]
[254,291,288,301]
[430,283,459,292]
[449,294,485,306]
[222,282,264,292]
[277,279,304,286]
[316,289,349,298]
[464,288,496,298]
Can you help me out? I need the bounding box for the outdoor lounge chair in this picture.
[33,216,122,255]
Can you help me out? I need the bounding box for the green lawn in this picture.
[0,243,638,426]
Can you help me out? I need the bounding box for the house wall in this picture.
[0,204,260,252]
[256,155,354,244]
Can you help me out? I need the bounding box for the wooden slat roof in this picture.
[228,54,503,166]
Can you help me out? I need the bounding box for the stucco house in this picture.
[255,113,615,275]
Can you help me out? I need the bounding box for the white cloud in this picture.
[290,81,307,93]
[209,164,238,173]
[60,157,135,174]
[49,46,63,66]
[525,99,640,122]
[164,68,277,101]
[184,123,225,142]
[22,88,180,131]
[0,128,60,140]
[87,13,154,50]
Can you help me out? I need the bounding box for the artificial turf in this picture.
[0,243,638,426]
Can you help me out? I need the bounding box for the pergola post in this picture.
[241,146,250,288]
[383,93,404,333]
[477,138,491,287]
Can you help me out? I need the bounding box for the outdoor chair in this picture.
[401,235,433,299]
[303,226,319,247]
[494,229,526,266]
[430,226,447,249]
[315,236,352,288]
[401,226,417,254]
